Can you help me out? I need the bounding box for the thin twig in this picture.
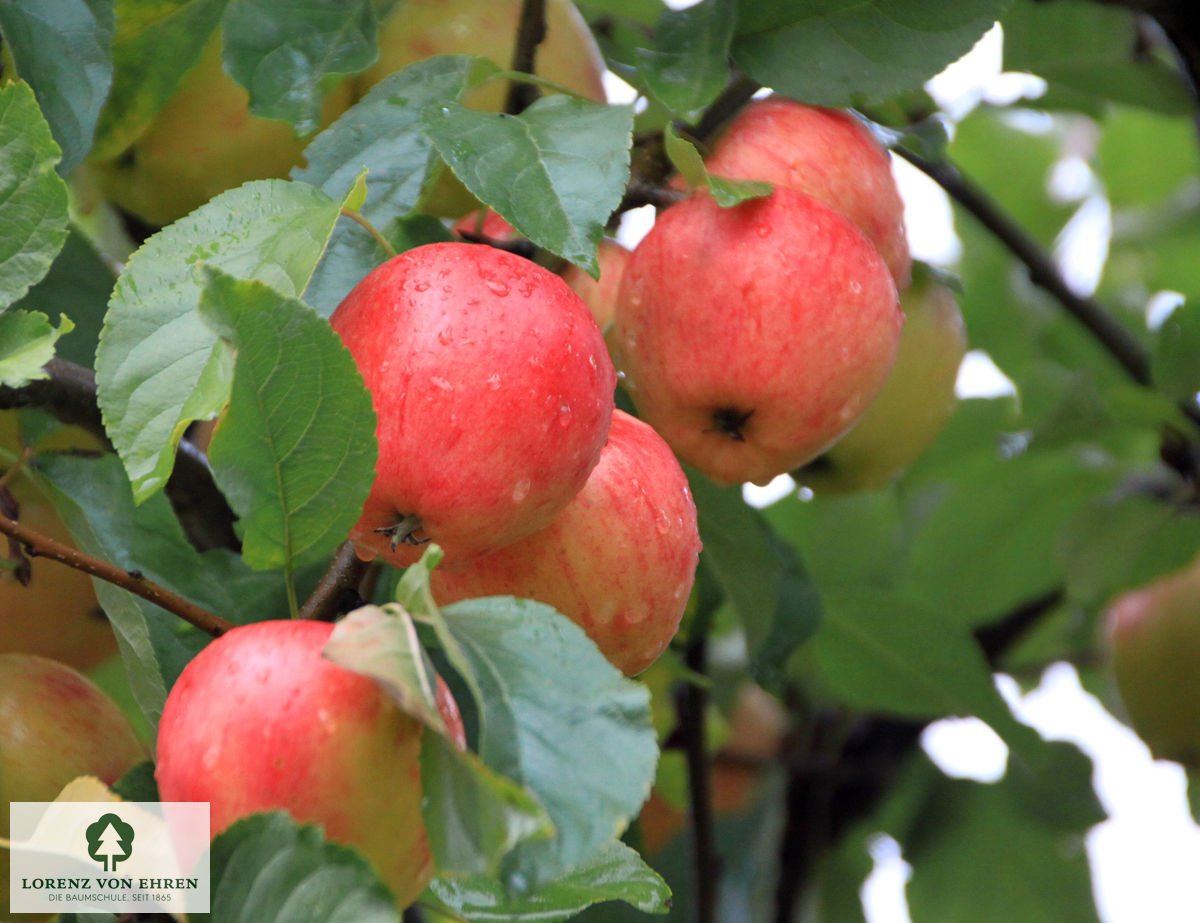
[0,509,232,637]
[297,540,370,621]
[505,0,547,115]
[679,637,718,923]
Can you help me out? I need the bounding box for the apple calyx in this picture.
[709,407,754,443]
[375,514,430,550]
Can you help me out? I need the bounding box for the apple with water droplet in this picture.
[432,409,700,675]
[154,619,465,909]
[330,241,615,569]
[613,186,902,487]
[1105,553,1200,766]
[798,275,967,492]
[694,95,911,287]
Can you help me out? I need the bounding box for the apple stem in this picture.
[340,209,397,259]
[297,540,370,622]
[0,507,234,638]
[375,513,429,550]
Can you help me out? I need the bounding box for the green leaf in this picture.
[222,0,378,135]
[434,594,658,885]
[662,124,771,206]
[89,0,225,160]
[0,0,115,173]
[322,603,553,877]
[10,227,116,369]
[421,733,555,879]
[1152,298,1200,405]
[0,81,69,309]
[901,448,1126,626]
[634,0,734,120]
[811,586,1016,731]
[197,266,377,575]
[732,0,1009,108]
[900,770,1100,923]
[1095,106,1200,208]
[323,604,451,734]
[0,310,73,387]
[95,178,345,502]
[294,55,494,316]
[428,839,672,921]
[28,452,305,727]
[1002,0,1191,116]
[111,760,160,802]
[195,812,400,923]
[1059,493,1200,609]
[688,473,821,692]
[422,95,633,275]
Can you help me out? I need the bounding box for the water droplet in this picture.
[431,376,454,392]
[655,509,672,535]
[485,277,510,297]
[414,280,431,292]
[848,280,862,295]
[438,327,454,345]
[557,404,572,427]
[512,479,531,503]
[487,374,501,390]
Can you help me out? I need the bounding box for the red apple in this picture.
[432,409,700,675]
[1,654,146,913]
[330,241,616,569]
[155,619,465,909]
[1105,554,1200,766]
[613,186,902,487]
[562,238,631,334]
[695,96,911,287]
[798,277,967,492]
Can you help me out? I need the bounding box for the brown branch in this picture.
[297,540,370,621]
[0,358,239,551]
[677,637,718,923]
[0,509,232,637]
[505,0,546,115]
[896,147,1154,386]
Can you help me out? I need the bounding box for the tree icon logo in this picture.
[85,812,135,872]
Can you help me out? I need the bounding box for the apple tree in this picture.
[2,0,1200,921]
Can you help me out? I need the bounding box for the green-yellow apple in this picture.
[431,409,700,675]
[693,96,911,288]
[154,619,465,909]
[87,34,353,226]
[329,241,615,569]
[798,276,967,492]
[1105,553,1200,765]
[613,186,901,487]
[1,653,147,913]
[353,0,607,218]
[1,413,117,671]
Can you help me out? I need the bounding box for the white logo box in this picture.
[9,801,210,914]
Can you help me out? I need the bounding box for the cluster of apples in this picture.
[152,238,703,908]
[608,97,967,492]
